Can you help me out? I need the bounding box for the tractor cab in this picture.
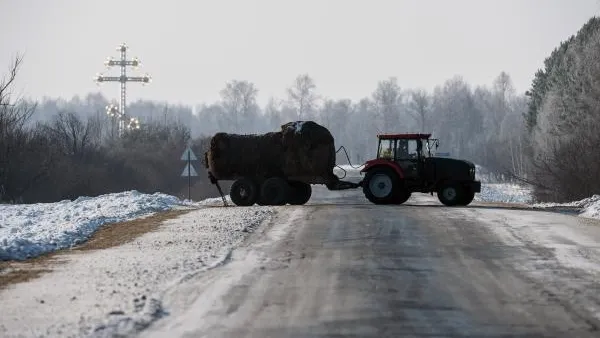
[376,133,436,181]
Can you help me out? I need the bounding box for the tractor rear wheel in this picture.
[260,177,290,206]
[230,178,258,206]
[392,190,411,205]
[437,182,464,206]
[288,181,312,205]
[363,167,398,204]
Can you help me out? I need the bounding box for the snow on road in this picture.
[0,191,190,261]
[0,203,275,338]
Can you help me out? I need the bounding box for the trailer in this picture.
[204,121,359,206]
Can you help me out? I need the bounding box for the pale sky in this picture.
[1,0,599,107]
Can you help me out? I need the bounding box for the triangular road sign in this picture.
[181,163,198,177]
[180,147,198,161]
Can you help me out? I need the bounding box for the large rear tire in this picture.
[437,182,464,206]
[392,190,411,205]
[260,177,290,206]
[288,181,312,205]
[363,167,398,205]
[230,178,258,206]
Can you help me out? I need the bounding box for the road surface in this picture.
[143,187,600,338]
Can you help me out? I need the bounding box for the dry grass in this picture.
[0,209,192,290]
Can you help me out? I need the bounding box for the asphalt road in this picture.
[144,188,600,338]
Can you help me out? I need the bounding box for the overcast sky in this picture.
[1,0,599,107]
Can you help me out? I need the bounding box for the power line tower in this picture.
[94,43,151,136]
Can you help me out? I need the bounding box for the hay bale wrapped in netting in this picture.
[280,121,337,181]
[206,121,337,182]
[206,131,285,180]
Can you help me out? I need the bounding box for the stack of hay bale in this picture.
[205,121,337,183]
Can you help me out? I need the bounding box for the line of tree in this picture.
[2,56,529,203]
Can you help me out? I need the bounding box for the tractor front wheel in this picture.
[458,190,475,206]
[437,182,464,206]
[363,167,398,204]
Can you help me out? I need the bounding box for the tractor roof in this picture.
[377,133,432,140]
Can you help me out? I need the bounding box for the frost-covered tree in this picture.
[407,89,430,133]
[372,77,403,133]
[526,16,600,201]
[287,74,319,120]
[219,80,260,133]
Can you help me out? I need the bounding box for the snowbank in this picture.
[533,194,600,220]
[0,203,275,338]
[0,191,187,261]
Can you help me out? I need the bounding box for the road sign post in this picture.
[180,145,198,201]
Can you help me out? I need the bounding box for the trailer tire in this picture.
[260,177,290,206]
[363,167,398,205]
[288,181,312,205]
[230,178,258,206]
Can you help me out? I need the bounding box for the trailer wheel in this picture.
[363,167,398,204]
[437,182,464,206]
[260,177,290,206]
[288,181,312,205]
[230,178,258,206]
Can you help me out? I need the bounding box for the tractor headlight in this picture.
[469,167,475,179]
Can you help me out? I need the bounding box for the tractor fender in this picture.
[360,159,404,179]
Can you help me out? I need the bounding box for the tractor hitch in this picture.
[326,179,362,191]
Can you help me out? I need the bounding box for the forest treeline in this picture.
[2,16,599,203]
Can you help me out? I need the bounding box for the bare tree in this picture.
[372,77,403,133]
[407,89,430,132]
[45,111,101,158]
[287,74,319,120]
[220,80,259,132]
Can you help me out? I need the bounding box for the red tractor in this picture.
[360,133,481,206]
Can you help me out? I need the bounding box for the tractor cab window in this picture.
[395,139,408,159]
[395,139,419,160]
[408,140,419,159]
[378,139,394,159]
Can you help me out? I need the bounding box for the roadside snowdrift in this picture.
[534,194,600,220]
[0,191,187,261]
[0,198,275,338]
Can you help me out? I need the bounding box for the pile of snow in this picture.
[0,191,188,261]
[196,195,233,207]
[533,194,600,220]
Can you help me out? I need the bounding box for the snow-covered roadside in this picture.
[0,191,191,261]
[533,195,600,220]
[0,203,275,338]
